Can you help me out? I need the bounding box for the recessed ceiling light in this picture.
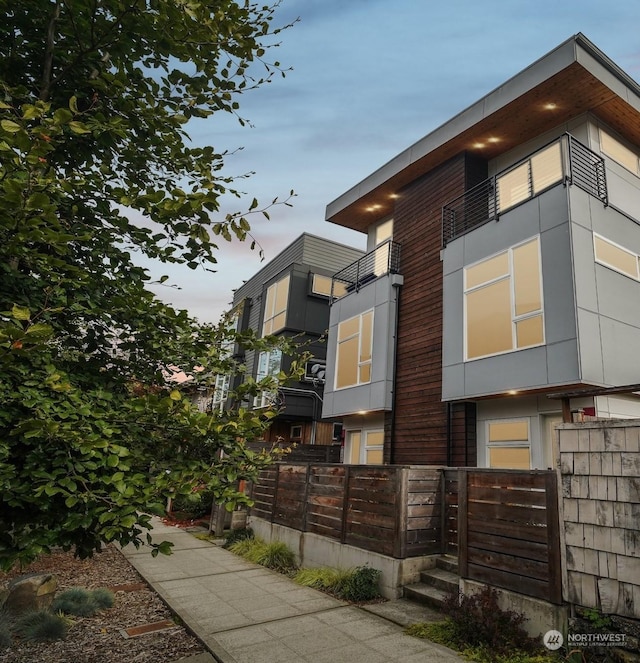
[544,102,557,110]
[473,142,485,149]
[487,137,500,144]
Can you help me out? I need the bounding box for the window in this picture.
[600,129,640,176]
[211,374,230,412]
[210,309,240,412]
[594,233,640,280]
[486,420,531,469]
[497,142,563,213]
[311,273,347,299]
[345,429,383,464]
[290,425,302,441]
[374,219,393,276]
[254,348,282,408]
[262,274,290,335]
[465,237,544,360]
[335,310,373,389]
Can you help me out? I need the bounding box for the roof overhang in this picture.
[326,33,640,233]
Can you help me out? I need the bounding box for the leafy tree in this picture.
[0,0,298,570]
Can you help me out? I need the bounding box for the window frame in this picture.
[593,232,640,281]
[599,129,640,177]
[485,419,531,469]
[262,274,290,336]
[334,309,374,390]
[310,273,347,299]
[464,236,545,361]
[254,348,283,408]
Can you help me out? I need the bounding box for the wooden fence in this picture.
[250,464,562,605]
[458,469,562,604]
[250,464,445,558]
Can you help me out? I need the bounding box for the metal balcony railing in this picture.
[442,133,608,246]
[331,239,401,301]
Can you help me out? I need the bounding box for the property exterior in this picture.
[223,233,364,446]
[321,33,640,470]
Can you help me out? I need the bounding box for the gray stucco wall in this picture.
[443,119,640,401]
[442,183,579,400]
[322,274,402,418]
[569,163,640,387]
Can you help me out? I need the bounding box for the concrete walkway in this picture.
[121,520,464,663]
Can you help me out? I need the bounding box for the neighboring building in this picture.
[226,233,364,446]
[321,33,640,469]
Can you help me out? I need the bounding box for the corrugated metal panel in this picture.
[301,234,364,273]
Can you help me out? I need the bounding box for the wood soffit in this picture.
[329,62,640,234]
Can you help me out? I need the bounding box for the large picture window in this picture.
[464,237,544,360]
[262,274,290,335]
[335,310,373,389]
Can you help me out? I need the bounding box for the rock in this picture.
[3,573,57,615]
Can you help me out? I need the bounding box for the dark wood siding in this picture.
[390,153,484,465]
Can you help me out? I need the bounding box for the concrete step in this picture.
[419,567,459,593]
[403,583,449,610]
[435,555,458,574]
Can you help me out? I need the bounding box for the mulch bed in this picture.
[0,544,207,663]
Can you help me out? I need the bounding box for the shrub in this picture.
[406,620,553,663]
[223,527,254,549]
[294,567,351,592]
[293,565,382,601]
[228,537,296,572]
[228,537,266,561]
[90,588,114,610]
[52,586,116,617]
[439,586,538,656]
[338,566,382,602]
[14,610,68,642]
[52,587,97,617]
[254,542,297,572]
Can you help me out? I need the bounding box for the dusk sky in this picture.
[145,0,640,324]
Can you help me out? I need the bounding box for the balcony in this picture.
[330,239,401,301]
[442,133,608,246]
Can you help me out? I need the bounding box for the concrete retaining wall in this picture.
[249,516,435,599]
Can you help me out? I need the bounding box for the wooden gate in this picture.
[458,469,562,604]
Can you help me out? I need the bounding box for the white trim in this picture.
[593,232,640,281]
[463,236,545,361]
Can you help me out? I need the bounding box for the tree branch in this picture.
[40,1,62,101]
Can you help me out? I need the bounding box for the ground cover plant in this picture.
[406,586,551,663]
[294,565,382,602]
[226,533,382,601]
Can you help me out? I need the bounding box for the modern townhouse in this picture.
[224,233,364,446]
[321,33,640,470]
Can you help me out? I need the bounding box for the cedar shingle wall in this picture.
[391,153,481,465]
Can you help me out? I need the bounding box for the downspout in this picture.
[446,401,452,467]
[389,280,401,464]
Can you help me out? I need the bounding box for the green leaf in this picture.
[68,121,91,134]
[11,304,30,321]
[1,119,21,133]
